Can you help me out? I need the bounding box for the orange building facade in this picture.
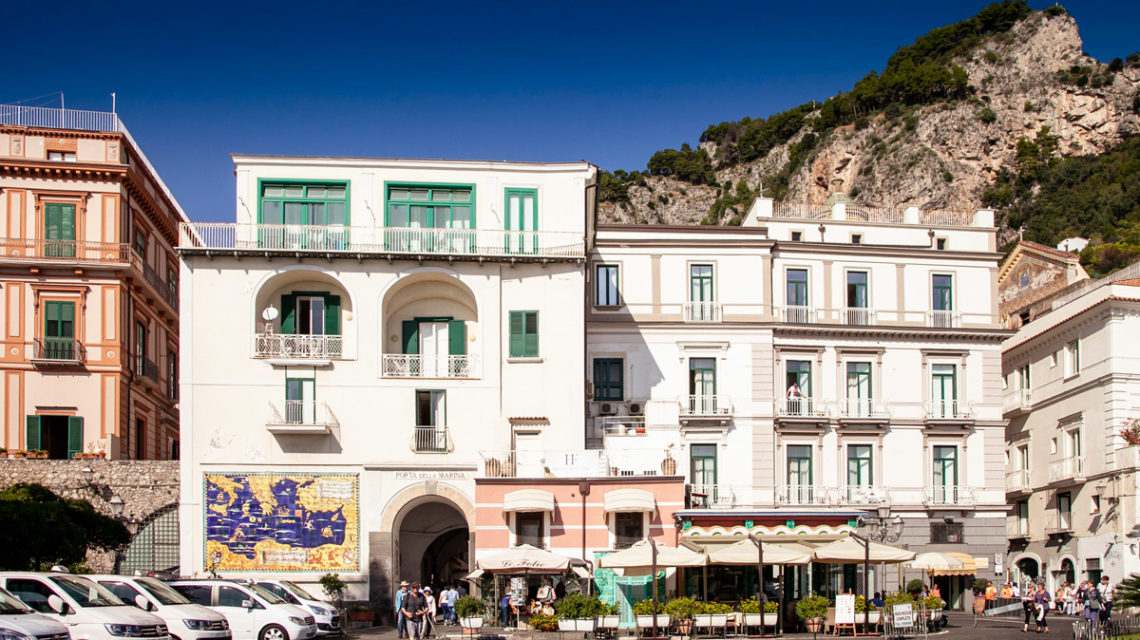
[0,106,185,459]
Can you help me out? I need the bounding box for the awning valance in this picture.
[604,488,656,513]
[503,489,555,513]
[933,551,977,576]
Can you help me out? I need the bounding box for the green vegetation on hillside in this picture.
[600,0,1038,214]
[989,135,1140,276]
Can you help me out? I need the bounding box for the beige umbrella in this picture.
[596,540,707,569]
[811,536,915,564]
[907,551,965,572]
[707,538,812,565]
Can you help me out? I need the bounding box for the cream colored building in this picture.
[177,155,596,603]
[588,197,1010,607]
[1003,277,1140,588]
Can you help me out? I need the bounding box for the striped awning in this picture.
[932,551,977,576]
[502,489,555,513]
[604,488,656,513]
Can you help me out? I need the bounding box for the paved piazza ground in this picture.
[349,610,1087,640]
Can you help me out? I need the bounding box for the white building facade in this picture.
[1003,280,1140,589]
[588,199,1010,608]
[177,155,596,605]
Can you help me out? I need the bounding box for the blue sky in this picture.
[6,1,1138,222]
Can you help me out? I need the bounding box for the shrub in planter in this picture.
[664,597,697,620]
[555,594,604,632]
[455,595,486,627]
[632,600,664,615]
[885,591,916,605]
[906,579,925,596]
[972,579,990,595]
[923,596,944,610]
[697,601,732,614]
[796,593,829,630]
[347,605,375,623]
[529,613,559,632]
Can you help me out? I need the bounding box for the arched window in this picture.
[120,504,179,575]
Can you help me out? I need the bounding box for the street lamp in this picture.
[108,494,125,518]
[857,513,905,607]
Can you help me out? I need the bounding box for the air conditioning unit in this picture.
[628,402,644,415]
[599,403,616,416]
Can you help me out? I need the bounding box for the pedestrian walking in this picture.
[395,581,409,638]
[402,583,428,640]
[1098,576,1114,622]
[1022,582,1037,633]
[1035,583,1051,633]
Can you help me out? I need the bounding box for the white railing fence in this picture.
[679,395,732,416]
[684,301,720,322]
[381,354,478,378]
[255,334,343,359]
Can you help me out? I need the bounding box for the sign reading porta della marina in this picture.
[205,473,360,572]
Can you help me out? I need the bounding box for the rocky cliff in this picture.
[599,10,1140,245]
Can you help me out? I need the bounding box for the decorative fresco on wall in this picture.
[204,472,359,572]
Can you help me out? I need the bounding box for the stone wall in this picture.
[0,459,179,572]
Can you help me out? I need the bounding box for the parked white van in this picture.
[0,585,70,640]
[87,576,230,640]
[251,582,338,637]
[166,581,315,640]
[0,573,168,640]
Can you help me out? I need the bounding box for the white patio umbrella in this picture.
[811,536,916,564]
[597,540,706,636]
[907,551,965,572]
[707,538,812,565]
[474,544,576,573]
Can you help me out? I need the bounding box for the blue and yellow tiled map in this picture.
[204,473,359,572]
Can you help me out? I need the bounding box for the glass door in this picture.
[689,265,714,320]
[419,321,450,378]
[44,203,76,258]
[787,444,812,503]
[932,446,958,504]
[846,445,872,502]
[286,378,315,424]
[688,358,716,414]
[786,268,809,322]
[846,271,868,324]
[506,189,537,254]
[931,364,957,417]
[690,444,717,503]
[785,361,811,414]
[845,362,872,416]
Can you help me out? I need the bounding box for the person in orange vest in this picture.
[985,581,998,609]
[1001,582,1013,599]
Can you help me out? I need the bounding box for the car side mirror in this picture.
[242,600,254,610]
[47,595,68,615]
[134,595,153,611]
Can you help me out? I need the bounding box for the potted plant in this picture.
[318,573,347,629]
[795,593,828,633]
[633,599,668,631]
[923,595,944,625]
[738,596,779,630]
[456,595,486,631]
[8,450,25,459]
[855,595,880,627]
[596,601,621,632]
[665,597,697,635]
[529,613,559,632]
[694,601,731,632]
[0,448,7,457]
[347,604,374,624]
[28,449,48,459]
[971,579,990,614]
[555,593,603,632]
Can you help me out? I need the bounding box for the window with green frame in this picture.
[509,311,538,357]
[690,444,717,500]
[847,444,873,488]
[932,445,958,503]
[133,226,146,257]
[387,185,472,229]
[261,182,349,226]
[42,300,76,359]
[786,444,813,503]
[505,188,537,254]
[43,203,76,258]
[593,358,623,401]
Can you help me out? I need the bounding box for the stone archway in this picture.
[397,501,469,587]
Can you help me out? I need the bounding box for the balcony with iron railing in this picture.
[412,426,451,453]
[178,223,585,260]
[837,397,891,420]
[135,356,159,384]
[139,260,178,311]
[929,310,960,328]
[843,307,874,326]
[782,305,815,324]
[266,400,338,435]
[1007,519,1030,540]
[678,395,733,417]
[479,447,678,478]
[686,484,763,508]
[684,301,720,322]
[256,333,344,360]
[924,485,977,506]
[925,399,973,421]
[1045,513,1074,536]
[775,484,890,506]
[1006,469,1031,492]
[0,238,132,265]
[381,354,478,378]
[1002,388,1033,414]
[774,396,831,418]
[32,338,85,364]
[595,416,646,437]
[1049,456,1085,482]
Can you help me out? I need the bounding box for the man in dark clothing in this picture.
[402,583,428,639]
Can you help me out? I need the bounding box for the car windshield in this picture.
[0,587,31,614]
[245,584,285,605]
[49,576,124,607]
[135,578,190,606]
[278,582,317,602]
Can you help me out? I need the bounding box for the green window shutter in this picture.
[25,416,41,450]
[67,417,83,459]
[323,295,340,335]
[280,294,296,334]
[60,204,75,241]
[402,321,419,355]
[524,311,538,357]
[44,203,61,239]
[509,312,524,357]
[448,320,466,355]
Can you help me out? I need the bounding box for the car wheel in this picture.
[260,625,289,640]
[171,635,183,640]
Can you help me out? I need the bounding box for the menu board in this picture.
[510,577,526,606]
[836,594,856,624]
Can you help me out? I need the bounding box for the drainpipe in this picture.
[579,481,591,595]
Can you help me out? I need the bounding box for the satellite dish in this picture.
[261,305,279,322]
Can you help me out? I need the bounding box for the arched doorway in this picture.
[396,500,469,588]
[1058,558,1075,585]
[1015,556,1040,587]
